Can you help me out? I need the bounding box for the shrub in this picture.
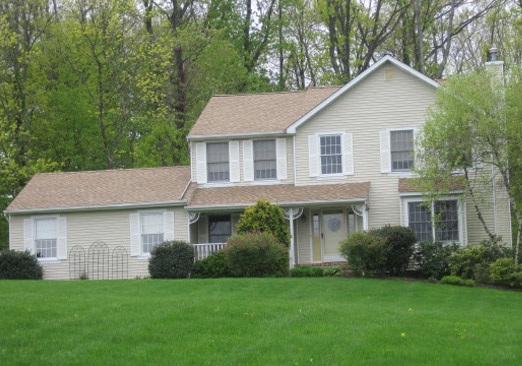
[290,266,324,277]
[441,275,475,287]
[450,239,511,279]
[226,231,288,277]
[340,232,387,277]
[489,258,522,288]
[148,241,194,279]
[0,250,43,279]
[370,225,416,276]
[323,266,341,277]
[193,250,232,278]
[236,200,290,247]
[415,241,460,280]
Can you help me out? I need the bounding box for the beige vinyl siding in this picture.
[9,207,188,280]
[296,211,311,264]
[495,186,512,245]
[191,137,294,188]
[295,63,436,229]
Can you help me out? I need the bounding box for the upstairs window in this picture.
[254,140,276,180]
[408,200,459,242]
[207,142,229,182]
[390,130,414,172]
[320,135,342,174]
[208,215,232,243]
[141,213,164,254]
[35,218,57,258]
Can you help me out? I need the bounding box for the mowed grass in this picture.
[1,278,521,366]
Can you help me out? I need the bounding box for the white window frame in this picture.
[253,139,277,181]
[403,196,463,244]
[139,209,166,256]
[316,131,346,178]
[206,141,230,184]
[388,127,416,174]
[33,215,59,262]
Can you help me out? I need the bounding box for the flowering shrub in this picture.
[340,232,387,277]
[225,231,288,277]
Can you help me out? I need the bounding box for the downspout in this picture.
[293,135,297,185]
[492,164,498,235]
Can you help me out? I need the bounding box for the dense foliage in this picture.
[192,250,232,278]
[236,200,290,247]
[225,231,288,277]
[441,276,475,287]
[148,241,194,279]
[449,240,512,279]
[370,225,416,276]
[488,258,522,288]
[340,232,387,277]
[414,241,460,280]
[0,250,43,279]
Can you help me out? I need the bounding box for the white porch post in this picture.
[352,203,369,232]
[289,209,295,269]
[363,207,369,231]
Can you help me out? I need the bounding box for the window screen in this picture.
[435,201,459,241]
[207,142,230,182]
[35,218,57,258]
[141,213,164,254]
[320,135,342,174]
[254,140,276,180]
[208,215,232,243]
[408,202,432,242]
[390,130,414,172]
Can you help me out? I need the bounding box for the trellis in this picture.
[68,241,128,280]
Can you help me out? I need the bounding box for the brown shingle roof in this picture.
[6,166,191,212]
[188,86,341,137]
[398,177,466,193]
[187,182,370,208]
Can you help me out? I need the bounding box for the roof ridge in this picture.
[35,165,190,176]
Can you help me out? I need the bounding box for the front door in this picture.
[322,210,347,262]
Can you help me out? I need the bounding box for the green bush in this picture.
[370,225,416,276]
[193,250,232,278]
[0,250,43,279]
[450,239,511,280]
[441,275,475,287]
[226,231,288,277]
[489,258,522,288]
[323,266,341,277]
[415,241,460,280]
[236,200,290,247]
[148,241,194,279]
[290,266,324,277]
[340,232,387,277]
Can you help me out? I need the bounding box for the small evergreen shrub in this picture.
[148,241,194,279]
[441,275,475,287]
[340,232,387,277]
[489,258,522,288]
[0,250,43,279]
[370,225,416,276]
[193,250,232,278]
[226,231,288,277]
[323,266,341,277]
[236,200,290,247]
[415,241,459,280]
[290,266,324,277]
[450,239,511,279]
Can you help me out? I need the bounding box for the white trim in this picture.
[8,214,12,250]
[138,209,167,255]
[293,135,297,185]
[37,258,61,264]
[387,127,417,174]
[315,131,352,177]
[399,190,465,197]
[5,200,186,215]
[286,55,439,134]
[188,131,289,141]
[32,215,60,260]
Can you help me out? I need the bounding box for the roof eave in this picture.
[286,55,439,134]
[4,200,187,216]
[187,131,291,141]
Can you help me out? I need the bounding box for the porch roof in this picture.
[186,182,370,210]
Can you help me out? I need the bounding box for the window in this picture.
[208,215,231,243]
[207,142,229,182]
[141,213,164,254]
[408,200,459,242]
[254,140,276,180]
[390,130,414,172]
[320,135,342,174]
[35,218,57,258]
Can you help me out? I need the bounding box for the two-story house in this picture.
[4,56,512,279]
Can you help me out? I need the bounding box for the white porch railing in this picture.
[193,243,227,261]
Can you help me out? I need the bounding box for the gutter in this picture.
[4,200,187,216]
[187,131,292,141]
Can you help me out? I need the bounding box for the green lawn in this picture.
[1,278,521,365]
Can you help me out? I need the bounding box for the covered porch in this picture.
[185,182,370,266]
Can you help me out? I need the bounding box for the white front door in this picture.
[322,210,347,262]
